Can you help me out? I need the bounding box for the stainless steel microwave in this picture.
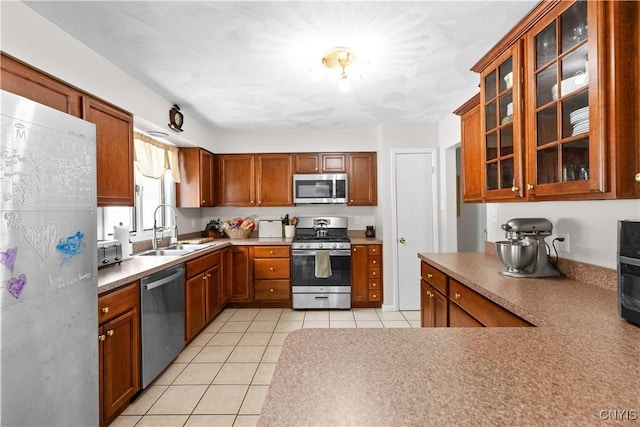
[618,220,640,326]
[293,173,348,204]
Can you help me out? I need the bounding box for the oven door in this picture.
[291,249,351,291]
[619,257,640,326]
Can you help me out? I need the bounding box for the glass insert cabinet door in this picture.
[526,0,601,196]
[480,42,523,199]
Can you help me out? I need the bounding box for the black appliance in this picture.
[291,216,351,309]
[618,220,640,326]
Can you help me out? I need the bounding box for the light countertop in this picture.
[258,252,640,426]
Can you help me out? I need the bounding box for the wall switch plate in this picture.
[489,206,498,224]
[557,233,570,252]
[354,217,360,225]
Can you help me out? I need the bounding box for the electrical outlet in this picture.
[557,233,570,253]
[489,206,498,224]
[354,217,360,225]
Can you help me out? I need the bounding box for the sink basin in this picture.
[139,249,195,257]
[137,243,216,257]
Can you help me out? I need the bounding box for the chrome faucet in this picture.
[152,204,178,249]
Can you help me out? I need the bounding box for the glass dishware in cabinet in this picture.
[526,0,602,197]
[480,43,523,200]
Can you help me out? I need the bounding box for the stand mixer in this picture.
[496,218,561,278]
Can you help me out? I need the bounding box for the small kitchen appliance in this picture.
[291,216,351,309]
[293,173,348,204]
[617,220,640,326]
[97,239,123,268]
[496,218,561,278]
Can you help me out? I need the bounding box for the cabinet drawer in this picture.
[367,245,381,255]
[186,250,221,278]
[254,258,291,279]
[254,246,289,258]
[368,255,381,268]
[255,280,290,300]
[368,279,380,290]
[449,279,532,327]
[98,282,139,325]
[420,262,447,295]
[368,267,381,279]
[368,289,381,301]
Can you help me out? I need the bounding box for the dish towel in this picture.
[315,250,332,278]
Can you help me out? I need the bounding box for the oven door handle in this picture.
[292,249,352,256]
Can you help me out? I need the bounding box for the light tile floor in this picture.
[113,308,421,427]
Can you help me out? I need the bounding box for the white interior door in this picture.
[393,150,438,310]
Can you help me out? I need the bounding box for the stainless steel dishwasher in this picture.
[140,264,185,388]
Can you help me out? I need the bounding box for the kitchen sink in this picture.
[137,243,216,257]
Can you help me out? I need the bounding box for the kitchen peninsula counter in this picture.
[258,252,640,426]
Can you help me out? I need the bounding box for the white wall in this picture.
[487,199,640,269]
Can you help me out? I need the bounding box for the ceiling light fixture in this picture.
[319,47,358,93]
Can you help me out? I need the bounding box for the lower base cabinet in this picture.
[352,244,383,308]
[185,251,223,343]
[420,261,532,328]
[98,282,140,427]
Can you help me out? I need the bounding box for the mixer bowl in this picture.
[496,241,537,272]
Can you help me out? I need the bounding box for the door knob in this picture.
[399,237,406,244]
[635,173,640,183]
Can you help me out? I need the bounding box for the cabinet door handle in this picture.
[106,330,114,337]
[526,184,534,190]
[427,273,433,279]
[270,267,275,271]
[372,260,377,264]
[353,248,357,252]
[269,250,274,255]
[454,293,461,299]
[202,200,206,204]
[98,335,106,342]
[511,186,519,192]
[270,288,274,293]
[635,173,640,183]
[208,273,212,278]
[101,307,109,313]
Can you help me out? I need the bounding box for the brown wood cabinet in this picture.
[419,261,532,328]
[253,246,291,304]
[293,153,346,173]
[221,247,234,306]
[83,96,135,206]
[420,263,448,327]
[454,94,483,203]
[347,152,377,206]
[255,154,293,206]
[466,0,639,202]
[230,246,252,302]
[177,148,215,207]
[1,53,135,206]
[1,52,82,116]
[97,282,140,427]
[449,279,532,327]
[218,154,293,206]
[351,244,383,308]
[185,251,224,342]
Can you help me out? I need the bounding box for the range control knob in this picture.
[305,243,311,249]
[332,243,337,249]
[318,243,324,249]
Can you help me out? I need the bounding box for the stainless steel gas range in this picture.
[291,216,351,309]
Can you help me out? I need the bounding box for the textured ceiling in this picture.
[25,1,536,131]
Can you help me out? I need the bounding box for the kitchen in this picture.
[1,1,639,426]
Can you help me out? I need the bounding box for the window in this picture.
[99,168,175,240]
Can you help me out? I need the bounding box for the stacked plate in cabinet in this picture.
[570,106,589,136]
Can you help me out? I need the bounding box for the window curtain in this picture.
[133,132,181,183]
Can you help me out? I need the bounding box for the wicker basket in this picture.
[224,228,252,239]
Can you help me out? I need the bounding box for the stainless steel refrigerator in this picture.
[0,90,99,426]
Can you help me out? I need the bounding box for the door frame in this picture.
[390,148,440,311]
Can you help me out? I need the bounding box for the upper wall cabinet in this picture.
[177,148,215,207]
[1,53,135,206]
[347,152,377,206]
[454,95,483,203]
[293,153,346,173]
[83,96,134,206]
[217,153,293,207]
[466,0,639,202]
